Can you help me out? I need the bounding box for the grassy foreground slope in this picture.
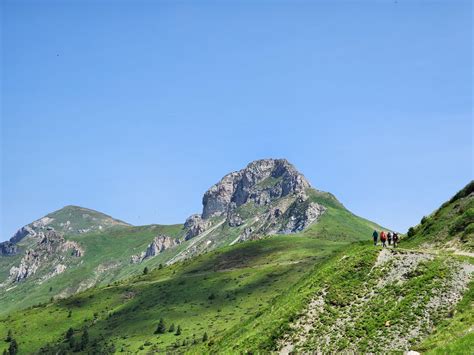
[2,238,471,354]
[211,245,473,354]
[0,236,345,354]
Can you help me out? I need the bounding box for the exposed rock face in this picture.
[183,159,324,245]
[10,225,38,244]
[202,159,311,219]
[130,235,180,263]
[279,196,326,234]
[7,230,83,283]
[0,241,18,256]
[227,209,244,227]
[184,215,211,240]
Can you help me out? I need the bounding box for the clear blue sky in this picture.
[1,0,472,241]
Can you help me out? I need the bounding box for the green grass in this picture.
[299,197,384,243]
[0,236,344,354]
[1,185,471,354]
[0,224,184,316]
[1,239,472,354]
[209,242,378,353]
[32,205,130,238]
[403,181,474,251]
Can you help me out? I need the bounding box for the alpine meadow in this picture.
[1,1,472,354]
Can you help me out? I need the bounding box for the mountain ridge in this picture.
[1,205,131,255]
[0,158,383,316]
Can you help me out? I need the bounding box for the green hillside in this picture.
[0,191,386,354]
[404,181,474,252]
[0,236,344,354]
[0,224,184,316]
[43,205,131,234]
[1,173,471,354]
[1,237,471,354]
[0,184,382,317]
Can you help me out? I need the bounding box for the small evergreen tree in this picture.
[202,332,208,342]
[67,310,72,318]
[143,267,149,275]
[65,327,74,341]
[8,339,18,355]
[154,318,166,334]
[80,329,89,350]
[68,336,76,350]
[49,286,53,292]
[158,263,163,269]
[5,330,12,342]
[168,323,175,332]
[407,227,415,237]
[175,325,181,336]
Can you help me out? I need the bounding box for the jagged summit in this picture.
[179,159,327,260]
[202,159,311,219]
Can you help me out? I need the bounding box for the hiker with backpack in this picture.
[387,231,392,246]
[372,230,378,246]
[380,231,387,247]
[392,232,399,248]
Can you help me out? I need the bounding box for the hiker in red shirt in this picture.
[380,231,387,248]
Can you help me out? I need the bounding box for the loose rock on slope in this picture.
[279,248,473,354]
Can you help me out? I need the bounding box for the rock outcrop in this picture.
[0,241,18,256]
[7,230,83,283]
[202,159,311,219]
[130,235,180,263]
[183,159,325,244]
[184,215,211,240]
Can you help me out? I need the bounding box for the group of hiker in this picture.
[372,230,399,248]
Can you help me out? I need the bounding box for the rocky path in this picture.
[278,247,473,354]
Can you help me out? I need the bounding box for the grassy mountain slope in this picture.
[8,206,130,248]
[2,239,471,354]
[42,205,131,235]
[0,236,345,354]
[0,186,381,317]
[403,181,474,252]
[297,188,384,242]
[0,183,472,354]
[0,224,184,316]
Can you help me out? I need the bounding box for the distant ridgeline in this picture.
[0,159,380,315]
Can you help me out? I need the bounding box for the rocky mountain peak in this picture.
[181,159,324,246]
[202,159,311,219]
